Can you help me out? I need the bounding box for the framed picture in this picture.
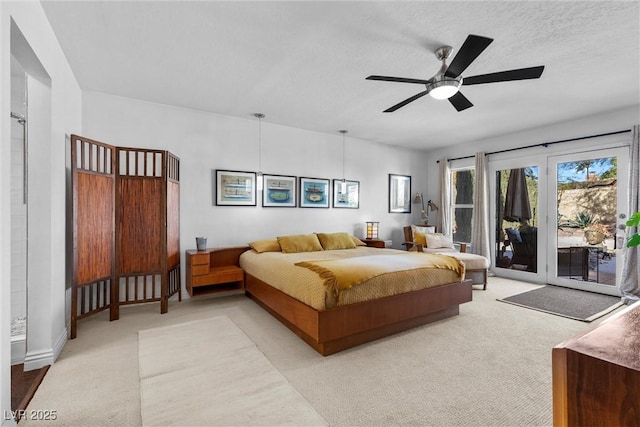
[299,177,330,208]
[332,179,359,208]
[389,174,411,213]
[262,174,297,207]
[215,170,256,206]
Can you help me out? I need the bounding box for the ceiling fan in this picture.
[366,34,545,112]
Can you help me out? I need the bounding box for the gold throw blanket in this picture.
[295,252,465,298]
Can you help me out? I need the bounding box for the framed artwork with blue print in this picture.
[299,177,330,208]
[262,174,297,207]
[215,170,256,206]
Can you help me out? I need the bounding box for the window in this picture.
[451,168,475,243]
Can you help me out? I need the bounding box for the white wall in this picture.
[82,91,430,258]
[425,105,640,197]
[0,2,81,424]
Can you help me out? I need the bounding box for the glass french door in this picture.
[547,148,628,295]
[491,157,546,283]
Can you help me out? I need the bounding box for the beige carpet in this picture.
[22,276,623,426]
[138,316,327,426]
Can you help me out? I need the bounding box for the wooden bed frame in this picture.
[245,273,473,356]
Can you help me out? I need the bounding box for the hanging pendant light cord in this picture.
[254,113,265,191]
[256,114,263,173]
[339,130,348,183]
[259,117,262,172]
[342,133,345,181]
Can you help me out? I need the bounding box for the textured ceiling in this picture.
[41,1,640,150]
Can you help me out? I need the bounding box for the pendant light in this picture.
[255,113,265,191]
[339,129,348,193]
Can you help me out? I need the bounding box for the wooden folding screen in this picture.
[115,148,181,316]
[71,135,117,339]
[71,135,181,338]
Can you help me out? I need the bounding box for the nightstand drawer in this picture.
[208,266,244,284]
[190,253,210,266]
[191,266,243,287]
[191,264,210,276]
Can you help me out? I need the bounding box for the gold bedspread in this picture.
[239,247,465,310]
[296,253,464,297]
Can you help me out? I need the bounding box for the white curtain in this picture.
[438,157,451,234]
[620,125,640,303]
[471,152,490,260]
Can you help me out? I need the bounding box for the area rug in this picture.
[138,316,327,426]
[498,285,623,322]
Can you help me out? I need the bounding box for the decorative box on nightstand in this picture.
[186,246,250,296]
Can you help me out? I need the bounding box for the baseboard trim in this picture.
[53,326,67,361]
[24,348,53,371]
[11,335,26,365]
[23,327,66,371]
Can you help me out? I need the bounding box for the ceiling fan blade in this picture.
[462,66,545,85]
[445,35,493,79]
[366,75,431,85]
[383,90,429,112]
[448,92,473,112]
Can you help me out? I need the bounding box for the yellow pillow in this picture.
[277,234,324,253]
[351,235,367,246]
[249,239,281,253]
[414,232,427,246]
[316,232,357,250]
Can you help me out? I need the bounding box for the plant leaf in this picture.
[627,233,640,247]
[626,212,640,227]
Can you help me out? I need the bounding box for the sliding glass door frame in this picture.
[489,155,548,284]
[488,136,630,296]
[546,146,629,296]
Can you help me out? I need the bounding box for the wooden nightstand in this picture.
[363,239,386,248]
[186,246,250,296]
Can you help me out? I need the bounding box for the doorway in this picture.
[493,160,544,282]
[547,147,628,295]
[10,57,27,365]
[491,145,628,296]
[9,18,55,373]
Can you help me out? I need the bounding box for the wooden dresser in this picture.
[186,246,250,296]
[552,301,640,426]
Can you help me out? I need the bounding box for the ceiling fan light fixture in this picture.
[367,35,544,112]
[428,77,462,100]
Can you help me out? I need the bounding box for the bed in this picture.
[239,232,473,356]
